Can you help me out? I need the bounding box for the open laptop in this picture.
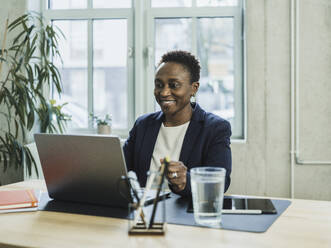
[34,133,133,208]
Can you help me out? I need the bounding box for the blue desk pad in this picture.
[39,193,291,233]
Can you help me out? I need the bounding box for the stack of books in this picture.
[0,189,41,214]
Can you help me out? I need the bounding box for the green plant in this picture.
[0,12,66,176]
[90,113,112,126]
[38,99,71,133]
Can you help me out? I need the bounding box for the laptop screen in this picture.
[34,133,132,208]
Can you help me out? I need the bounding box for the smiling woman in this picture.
[123,51,232,197]
[154,61,198,126]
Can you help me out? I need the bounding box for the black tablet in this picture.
[187,197,277,214]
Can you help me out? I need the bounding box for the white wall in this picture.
[294,0,331,200]
[228,0,331,201]
[0,0,27,80]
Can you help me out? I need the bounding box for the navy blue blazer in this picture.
[123,103,232,197]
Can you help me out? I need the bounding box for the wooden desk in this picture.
[0,180,330,248]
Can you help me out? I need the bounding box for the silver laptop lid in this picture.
[34,133,131,208]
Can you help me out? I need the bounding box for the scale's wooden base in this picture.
[128,222,166,235]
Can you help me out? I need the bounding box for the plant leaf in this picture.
[8,14,28,30]
[25,146,38,177]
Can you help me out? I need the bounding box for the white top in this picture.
[150,121,190,174]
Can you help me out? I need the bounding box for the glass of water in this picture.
[190,167,226,228]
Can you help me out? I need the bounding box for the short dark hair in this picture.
[159,50,200,83]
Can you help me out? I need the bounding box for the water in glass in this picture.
[191,167,225,227]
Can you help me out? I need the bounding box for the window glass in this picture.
[154,18,192,66]
[93,20,128,129]
[152,0,192,8]
[197,0,238,7]
[154,18,192,111]
[197,17,235,125]
[49,0,87,9]
[53,21,88,128]
[93,0,131,8]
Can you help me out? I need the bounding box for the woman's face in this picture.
[154,62,199,118]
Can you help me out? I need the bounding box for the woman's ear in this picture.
[192,81,200,95]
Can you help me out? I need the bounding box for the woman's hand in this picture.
[160,158,187,192]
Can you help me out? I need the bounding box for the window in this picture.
[42,0,245,139]
[44,1,133,136]
[52,20,88,128]
[147,0,245,138]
